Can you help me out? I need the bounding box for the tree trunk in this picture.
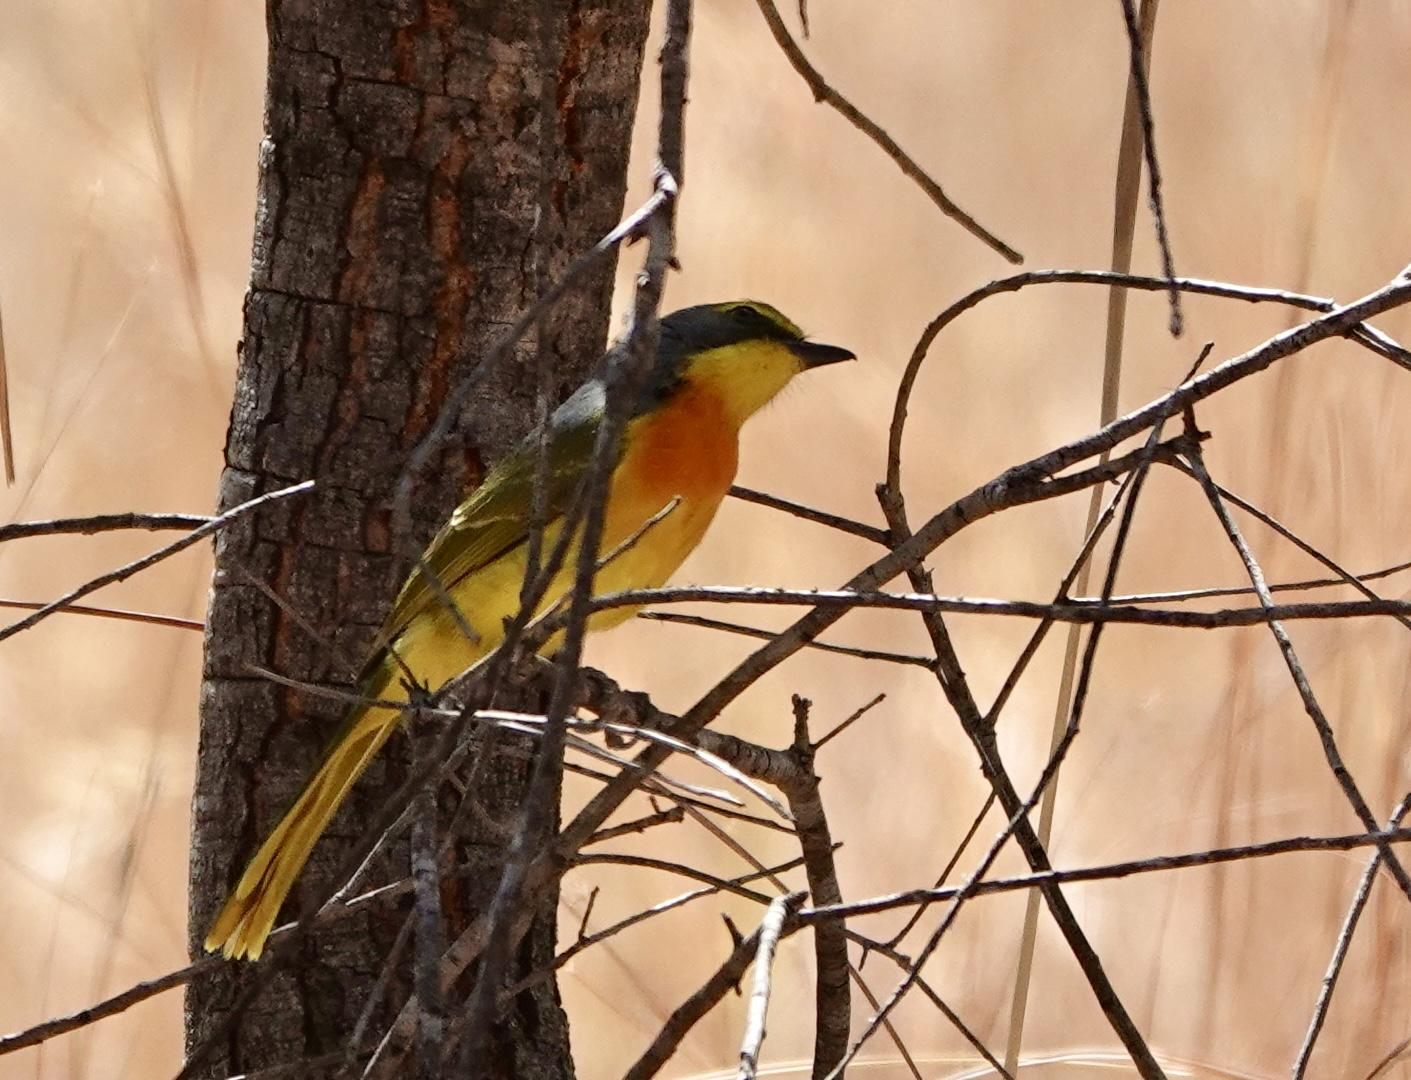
[185,3,650,1076]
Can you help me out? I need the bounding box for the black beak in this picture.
[790,340,856,369]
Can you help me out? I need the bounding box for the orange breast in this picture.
[601,381,740,566]
[622,382,739,500]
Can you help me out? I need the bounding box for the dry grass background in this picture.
[2,1,1410,1077]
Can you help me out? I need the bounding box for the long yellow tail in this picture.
[204,676,405,960]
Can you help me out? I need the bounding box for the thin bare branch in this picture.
[737,892,805,1080]
[502,852,814,1004]
[1292,794,1411,1078]
[639,609,934,668]
[573,886,600,941]
[813,692,888,750]
[0,597,202,631]
[640,862,750,912]
[984,450,1152,725]
[0,510,210,541]
[1363,1034,1411,1080]
[1116,0,1181,335]
[589,719,793,821]
[565,760,793,836]
[623,913,793,1080]
[410,786,444,1079]
[0,480,312,644]
[729,484,890,545]
[344,914,417,1078]
[822,709,1139,1080]
[781,696,849,1076]
[877,791,995,956]
[582,805,685,846]
[2,869,420,1056]
[910,975,1015,1080]
[177,958,296,1079]
[1006,339,1195,1069]
[874,522,1163,1076]
[751,0,1022,263]
[803,823,1411,923]
[229,560,375,682]
[1099,554,1411,606]
[0,291,13,483]
[599,582,1411,629]
[0,959,216,1057]
[846,970,925,1080]
[1166,459,1411,634]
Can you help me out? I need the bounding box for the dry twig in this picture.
[1293,791,1411,1078]
[751,0,1022,263]
[801,822,1411,922]
[1182,429,1411,901]
[0,510,210,541]
[737,892,805,1079]
[0,480,312,644]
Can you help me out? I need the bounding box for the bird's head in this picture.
[643,300,855,425]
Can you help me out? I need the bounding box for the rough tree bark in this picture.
[186,3,650,1076]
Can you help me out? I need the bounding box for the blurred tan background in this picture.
[3,1,1411,1077]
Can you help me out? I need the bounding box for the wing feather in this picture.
[368,380,607,667]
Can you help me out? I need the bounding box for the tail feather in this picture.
[204,698,404,960]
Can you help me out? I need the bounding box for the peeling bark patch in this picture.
[335,159,387,307]
[365,504,392,554]
[551,1,597,215]
[319,309,376,484]
[403,129,475,447]
[392,0,460,95]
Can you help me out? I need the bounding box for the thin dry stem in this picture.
[752,0,1022,263]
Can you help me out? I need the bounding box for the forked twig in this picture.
[0,479,313,644]
[1293,791,1411,1078]
[623,913,792,1080]
[1181,429,1411,902]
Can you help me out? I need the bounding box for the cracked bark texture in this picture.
[186,3,650,1076]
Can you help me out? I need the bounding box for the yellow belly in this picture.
[388,380,739,696]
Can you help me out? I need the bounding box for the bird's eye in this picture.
[732,306,761,326]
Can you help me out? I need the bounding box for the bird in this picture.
[204,300,855,960]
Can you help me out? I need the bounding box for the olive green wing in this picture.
[368,381,607,669]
